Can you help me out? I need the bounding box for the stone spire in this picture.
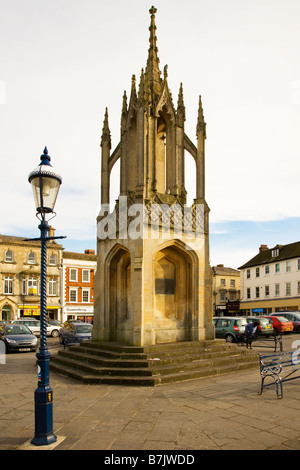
[144,6,162,102]
[196,95,206,138]
[101,107,111,149]
[176,82,185,128]
[121,91,128,134]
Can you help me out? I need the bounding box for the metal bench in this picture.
[253,333,283,352]
[259,351,300,398]
[239,333,283,352]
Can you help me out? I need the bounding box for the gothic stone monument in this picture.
[93,6,214,346]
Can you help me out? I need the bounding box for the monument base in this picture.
[50,339,258,386]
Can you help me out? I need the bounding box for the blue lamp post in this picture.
[28,147,64,446]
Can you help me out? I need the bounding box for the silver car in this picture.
[12,319,60,337]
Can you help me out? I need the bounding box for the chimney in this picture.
[259,244,268,253]
[85,249,95,255]
[49,226,55,238]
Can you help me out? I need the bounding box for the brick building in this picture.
[62,250,97,323]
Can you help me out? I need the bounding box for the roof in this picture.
[63,251,97,261]
[238,241,300,269]
[0,234,62,248]
[212,265,240,276]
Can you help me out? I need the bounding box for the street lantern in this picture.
[28,147,64,446]
[28,147,62,214]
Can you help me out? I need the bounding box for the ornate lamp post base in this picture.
[31,351,57,446]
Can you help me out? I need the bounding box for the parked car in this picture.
[59,322,93,346]
[0,323,38,352]
[269,312,300,333]
[262,316,293,335]
[49,320,63,327]
[246,317,274,336]
[213,316,247,343]
[12,319,60,337]
[63,319,84,326]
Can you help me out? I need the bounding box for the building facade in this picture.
[62,250,97,323]
[212,264,240,316]
[239,242,300,314]
[0,233,63,321]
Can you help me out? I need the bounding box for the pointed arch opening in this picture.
[153,240,197,343]
[109,157,120,207]
[156,105,176,196]
[106,245,132,342]
[185,150,197,206]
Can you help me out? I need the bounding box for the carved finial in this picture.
[176,83,185,127]
[149,5,157,16]
[101,107,111,148]
[164,64,168,80]
[196,95,206,138]
[138,68,145,105]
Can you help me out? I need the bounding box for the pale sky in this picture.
[1,0,300,269]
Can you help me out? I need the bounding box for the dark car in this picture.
[59,322,92,347]
[0,323,38,352]
[270,312,300,333]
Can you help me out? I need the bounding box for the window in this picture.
[246,269,251,279]
[256,267,260,278]
[27,277,38,295]
[275,284,280,296]
[230,279,235,287]
[298,259,300,271]
[286,282,291,296]
[265,265,270,275]
[49,254,57,265]
[255,287,260,298]
[48,278,57,296]
[247,288,251,299]
[229,292,235,301]
[217,319,230,328]
[265,285,270,297]
[22,277,26,295]
[220,291,226,302]
[69,289,77,302]
[69,269,77,282]
[298,282,300,295]
[286,261,291,272]
[28,252,36,264]
[5,250,13,262]
[275,263,280,274]
[4,276,13,295]
[272,249,279,257]
[82,269,90,282]
[220,279,226,286]
[82,289,90,302]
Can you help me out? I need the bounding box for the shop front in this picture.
[18,304,60,321]
[64,305,94,323]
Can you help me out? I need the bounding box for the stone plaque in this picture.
[155,278,175,295]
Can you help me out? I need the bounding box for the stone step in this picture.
[50,356,258,386]
[50,348,256,378]
[55,344,252,370]
[50,339,258,386]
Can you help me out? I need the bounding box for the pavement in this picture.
[1,336,300,451]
